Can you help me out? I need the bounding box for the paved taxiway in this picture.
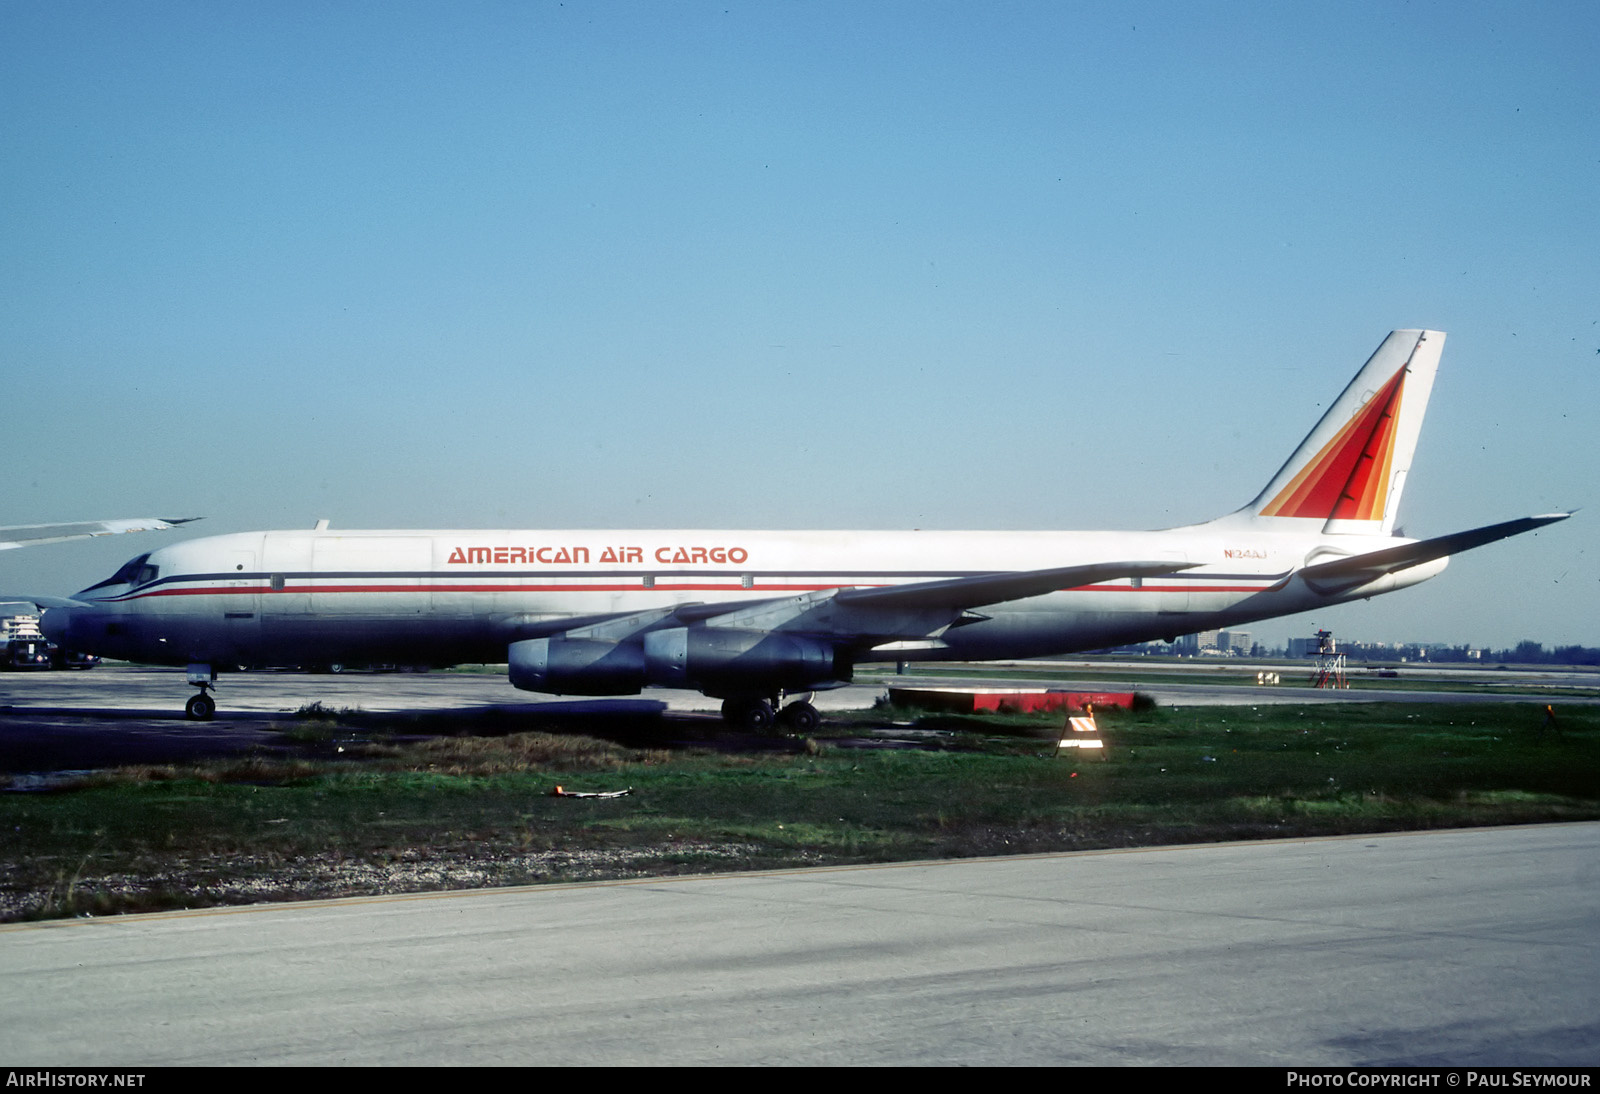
[2,664,1589,774]
[0,667,882,773]
[2,823,1594,1065]
[5,662,1592,722]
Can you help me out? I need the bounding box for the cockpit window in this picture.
[84,553,159,592]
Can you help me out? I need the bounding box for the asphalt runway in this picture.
[2,823,1594,1065]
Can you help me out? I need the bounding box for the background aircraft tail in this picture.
[1230,329,1443,535]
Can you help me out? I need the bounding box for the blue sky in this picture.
[2,1,1594,650]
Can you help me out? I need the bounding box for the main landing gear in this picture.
[719,695,820,734]
[185,663,216,721]
[780,699,820,734]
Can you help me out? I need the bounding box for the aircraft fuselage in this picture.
[45,525,1443,671]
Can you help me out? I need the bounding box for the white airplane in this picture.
[0,516,198,552]
[39,330,1568,727]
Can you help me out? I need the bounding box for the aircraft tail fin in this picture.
[1230,329,1443,535]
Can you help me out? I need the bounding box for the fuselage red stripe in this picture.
[118,579,1275,600]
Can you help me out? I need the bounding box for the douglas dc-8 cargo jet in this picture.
[38,331,1569,728]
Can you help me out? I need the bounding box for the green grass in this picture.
[2,701,1596,921]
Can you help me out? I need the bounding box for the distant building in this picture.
[1218,630,1251,655]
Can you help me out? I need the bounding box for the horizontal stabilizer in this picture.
[1301,512,1573,588]
[835,560,1199,611]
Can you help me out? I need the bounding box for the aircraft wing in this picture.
[833,560,1199,611]
[693,559,1201,643]
[1301,512,1573,591]
[509,557,1205,696]
[0,517,200,551]
[524,559,1201,649]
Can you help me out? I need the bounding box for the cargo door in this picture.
[219,545,262,664]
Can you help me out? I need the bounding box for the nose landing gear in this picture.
[184,690,216,721]
[185,663,216,721]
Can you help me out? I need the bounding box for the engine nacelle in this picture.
[509,627,851,698]
[642,627,848,695]
[508,636,646,695]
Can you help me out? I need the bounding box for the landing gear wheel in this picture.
[779,700,820,734]
[185,692,216,721]
[721,697,775,733]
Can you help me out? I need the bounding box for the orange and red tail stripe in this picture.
[1259,366,1406,521]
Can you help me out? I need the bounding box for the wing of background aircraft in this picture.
[0,517,199,551]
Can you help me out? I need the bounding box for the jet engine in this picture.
[641,627,849,696]
[508,636,646,695]
[508,627,850,698]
